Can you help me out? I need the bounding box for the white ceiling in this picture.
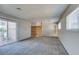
[0,4,68,22]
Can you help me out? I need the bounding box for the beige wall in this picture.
[59,4,79,54]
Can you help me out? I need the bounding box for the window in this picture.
[66,7,79,30]
[58,22,61,30]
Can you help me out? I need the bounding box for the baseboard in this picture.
[0,40,18,47]
[19,37,32,41]
[58,39,69,55]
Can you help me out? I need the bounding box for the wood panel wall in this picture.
[31,26,42,37]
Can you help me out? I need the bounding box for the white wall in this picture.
[59,4,79,55]
[17,20,31,40]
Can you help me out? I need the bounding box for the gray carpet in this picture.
[0,37,68,55]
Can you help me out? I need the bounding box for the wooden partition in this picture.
[31,26,42,37]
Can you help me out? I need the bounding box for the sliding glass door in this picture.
[8,21,16,41]
[0,20,8,41]
[0,18,16,45]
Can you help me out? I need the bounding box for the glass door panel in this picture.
[0,20,8,41]
[8,21,16,41]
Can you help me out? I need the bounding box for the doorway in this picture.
[42,21,58,37]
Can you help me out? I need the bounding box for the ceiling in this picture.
[0,4,68,22]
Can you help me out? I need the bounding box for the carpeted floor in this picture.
[0,37,68,55]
